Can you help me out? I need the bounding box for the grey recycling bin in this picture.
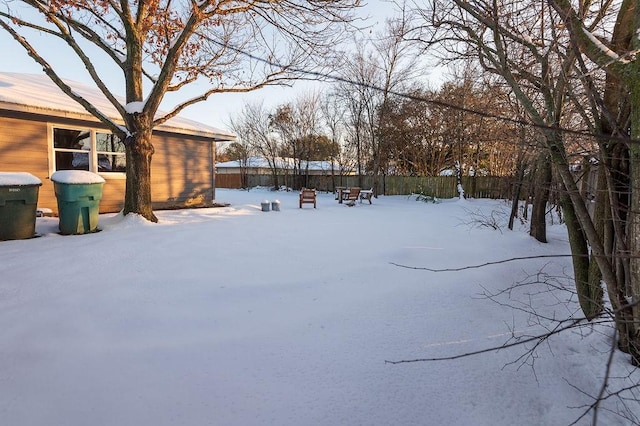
[0,172,42,240]
[261,200,270,212]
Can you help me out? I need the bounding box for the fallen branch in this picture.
[384,317,600,364]
[390,254,574,272]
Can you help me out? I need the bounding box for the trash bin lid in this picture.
[0,172,42,186]
[51,170,106,184]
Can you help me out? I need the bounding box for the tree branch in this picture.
[390,254,575,272]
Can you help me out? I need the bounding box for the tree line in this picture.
[221,16,527,192]
[221,75,524,181]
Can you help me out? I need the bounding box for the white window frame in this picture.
[48,124,126,179]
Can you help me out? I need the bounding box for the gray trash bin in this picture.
[261,200,270,212]
[0,172,42,240]
[271,200,280,211]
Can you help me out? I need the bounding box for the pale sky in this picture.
[0,1,443,130]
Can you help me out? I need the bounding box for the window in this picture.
[96,132,126,172]
[53,128,91,171]
[51,126,126,175]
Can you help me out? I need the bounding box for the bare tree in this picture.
[414,0,616,329]
[548,0,640,363]
[334,42,379,186]
[270,92,323,189]
[411,0,640,365]
[369,7,422,194]
[220,142,252,188]
[320,91,348,190]
[230,101,281,190]
[0,0,359,221]
[332,6,423,191]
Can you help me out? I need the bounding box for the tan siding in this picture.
[150,133,214,209]
[0,116,57,210]
[99,178,126,213]
[0,117,49,168]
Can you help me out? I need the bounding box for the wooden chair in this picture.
[359,188,374,204]
[342,187,360,206]
[299,188,317,208]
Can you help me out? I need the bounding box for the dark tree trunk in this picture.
[529,154,552,243]
[560,192,603,319]
[124,116,157,223]
[508,154,527,230]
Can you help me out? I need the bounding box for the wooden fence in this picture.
[219,173,514,199]
[216,174,243,189]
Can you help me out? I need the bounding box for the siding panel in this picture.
[150,133,214,209]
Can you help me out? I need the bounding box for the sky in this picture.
[0,1,445,131]
[0,188,639,425]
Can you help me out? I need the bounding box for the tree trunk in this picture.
[560,191,603,319]
[124,118,157,223]
[549,0,638,362]
[530,153,552,243]
[508,183,522,231]
[626,78,640,364]
[509,153,527,230]
[587,163,607,310]
[547,133,632,357]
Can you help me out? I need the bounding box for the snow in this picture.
[0,172,42,186]
[582,27,629,64]
[0,188,638,426]
[50,170,106,184]
[124,101,145,114]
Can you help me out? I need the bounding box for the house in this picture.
[0,72,236,214]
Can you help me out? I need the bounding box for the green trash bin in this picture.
[0,172,42,241]
[51,170,105,235]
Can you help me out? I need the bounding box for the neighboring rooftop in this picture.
[0,72,235,141]
[216,156,349,172]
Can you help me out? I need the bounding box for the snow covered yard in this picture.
[0,188,637,425]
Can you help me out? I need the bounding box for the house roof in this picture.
[0,72,236,142]
[217,156,346,172]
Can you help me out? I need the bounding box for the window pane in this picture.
[111,155,126,172]
[96,133,125,153]
[72,152,90,169]
[55,151,90,171]
[53,128,90,171]
[54,128,90,149]
[97,153,126,172]
[96,132,126,172]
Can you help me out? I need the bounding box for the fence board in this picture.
[216,174,243,188]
